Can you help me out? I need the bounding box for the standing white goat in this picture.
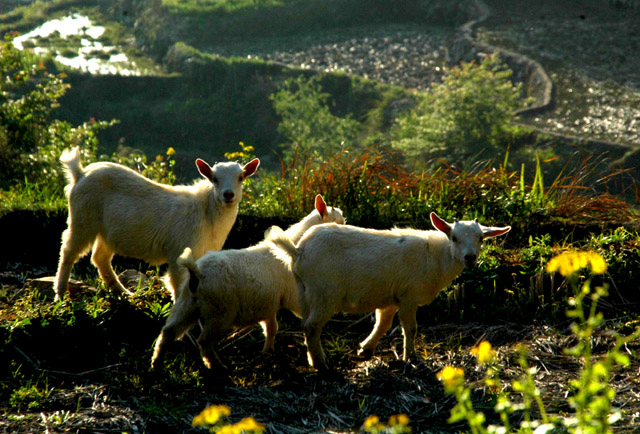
[54,148,259,301]
[268,212,510,371]
[150,194,345,371]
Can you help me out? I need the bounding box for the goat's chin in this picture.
[220,198,237,207]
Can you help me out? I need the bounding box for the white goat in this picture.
[54,147,260,301]
[268,212,510,371]
[150,194,345,371]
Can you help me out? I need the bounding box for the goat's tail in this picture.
[177,247,202,295]
[265,225,299,261]
[60,147,85,193]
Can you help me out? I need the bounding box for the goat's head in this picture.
[314,194,346,225]
[430,212,511,268]
[196,158,260,207]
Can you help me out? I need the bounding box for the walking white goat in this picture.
[150,195,345,371]
[268,212,510,371]
[54,148,259,301]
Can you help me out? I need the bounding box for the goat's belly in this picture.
[110,242,167,264]
[340,294,395,314]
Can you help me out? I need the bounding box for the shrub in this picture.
[0,36,114,194]
[242,145,635,234]
[270,74,361,163]
[390,54,529,166]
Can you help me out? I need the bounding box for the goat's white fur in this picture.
[150,195,345,371]
[268,212,510,371]
[54,147,259,301]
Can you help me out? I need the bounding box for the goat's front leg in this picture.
[261,314,278,352]
[397,304,418,361]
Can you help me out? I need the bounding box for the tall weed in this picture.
[438,252,640,433]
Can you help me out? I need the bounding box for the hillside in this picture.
[3,0,639,171]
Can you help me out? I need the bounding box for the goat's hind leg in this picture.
[91,236,131,296]
[359,305,398,359]
[397,304,419,361]
[151,298,199,370]
[197,325,228,372]
[54,227,93,301]
[303,312,332,372]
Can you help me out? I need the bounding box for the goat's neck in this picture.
[283,213,321,244]
[192,190,240,253]
[434,241,466,289]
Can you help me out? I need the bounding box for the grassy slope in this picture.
[58,57,406,172]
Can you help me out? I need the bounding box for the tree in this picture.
[270,75,360,162]
[0,35,112,191]
[391,54,528,166]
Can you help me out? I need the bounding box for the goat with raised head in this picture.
[54,148,259,301]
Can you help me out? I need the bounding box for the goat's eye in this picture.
[452,236,458,243]
[212,176,219,184]
[238,175,244,182]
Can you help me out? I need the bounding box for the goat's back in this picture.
[195,244,300,320]
[294,224,450,313]
[66,161,216,263]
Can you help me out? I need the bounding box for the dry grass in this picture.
[261,146,636,231]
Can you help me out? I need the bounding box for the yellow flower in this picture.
[437,366,465,390]
[233,417,265,433]
[192,405,231,427]
[363,415,381,430]
[166,147,176,156]
[546,251,607,277]
[389,413,410,427]
[471,341,496,364]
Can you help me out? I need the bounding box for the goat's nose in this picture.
[464,254,477,263]
[223,191,235,201]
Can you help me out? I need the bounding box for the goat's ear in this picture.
[482,225,511,239]
[242,158,260,179]
[430,212,452,235]
[195,159,213,181]
[315,194,328,218]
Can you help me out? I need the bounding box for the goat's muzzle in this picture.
[464,254,478,268]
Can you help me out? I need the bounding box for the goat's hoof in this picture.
[357,348,375,360]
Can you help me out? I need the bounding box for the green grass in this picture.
[0,180,67,217]
[153,0,472,51]
[161,0,301,15]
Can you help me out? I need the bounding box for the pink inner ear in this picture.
[242,158,260,178]
[483,226,512,239]
[315,194,327,217]
[196,159,212,180]
[430,212,451,235]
